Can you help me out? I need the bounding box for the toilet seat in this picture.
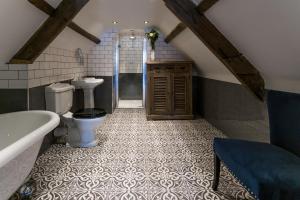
[73,108,106,119]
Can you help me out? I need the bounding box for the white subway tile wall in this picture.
[146,34,187,62]
[0,63,28,89]
[119,34,144,74]
[88,29,187,76]
[27,46,88,88]
[87,29,118,76]
[0,30,186,89]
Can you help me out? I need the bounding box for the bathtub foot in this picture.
[15,178,36,200]
[19,178,35,199]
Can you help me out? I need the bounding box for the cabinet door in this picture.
[173,73,190,114]
[150,72,172,114]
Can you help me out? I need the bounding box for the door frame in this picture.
[115,33,147,108]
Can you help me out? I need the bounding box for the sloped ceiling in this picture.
[0,0,94,63]
[0,0,46,63]
[204,0,300,92]
[0,0,299,93]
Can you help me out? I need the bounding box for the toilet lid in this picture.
[73,108,106,119]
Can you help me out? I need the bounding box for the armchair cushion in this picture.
[214,138,300,199]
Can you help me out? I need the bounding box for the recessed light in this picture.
[144,21,149,24]
[113,21,118,24]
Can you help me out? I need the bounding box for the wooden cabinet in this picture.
[146,61,193,120]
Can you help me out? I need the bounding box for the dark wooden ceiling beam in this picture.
[163,0,265,101]
[28,0,100,45]
[165,0,219,43]
[165,23,187,43]
[10,0,90,64]
[197,0,219,13]
[28,0,54,15]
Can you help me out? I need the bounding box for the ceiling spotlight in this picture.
[113,21,118,24]
[144,21,149,24]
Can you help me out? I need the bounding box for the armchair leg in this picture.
[212,153,220,191]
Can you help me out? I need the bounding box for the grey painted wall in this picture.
[29,85,54,155]
[29,86,46,110]
[119,73,143,100]
[112,74,117,111]
[0,89,27,114]
[94,76,113,114]
[194,77,270,142]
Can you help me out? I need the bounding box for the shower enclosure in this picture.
[117,30,146,108]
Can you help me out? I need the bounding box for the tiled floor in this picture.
[28,109,253,199]
[118,100,143,108]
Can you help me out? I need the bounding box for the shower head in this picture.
[129,30,136,40]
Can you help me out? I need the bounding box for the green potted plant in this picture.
[145,29,159,61]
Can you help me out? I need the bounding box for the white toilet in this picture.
[45,83,106,148]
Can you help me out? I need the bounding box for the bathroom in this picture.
[0,7,189,198]
[1,0,300,199]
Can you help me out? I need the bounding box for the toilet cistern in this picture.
[71,77,104,109]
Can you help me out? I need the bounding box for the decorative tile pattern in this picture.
[30,109,254,200]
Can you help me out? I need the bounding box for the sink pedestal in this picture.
[84,89,95,108]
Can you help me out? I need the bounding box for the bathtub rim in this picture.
[0,110,60,168]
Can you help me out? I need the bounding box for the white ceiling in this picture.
[0,0,299,93]
[73,0,166,36]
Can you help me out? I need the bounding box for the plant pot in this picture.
[150,50,155,61]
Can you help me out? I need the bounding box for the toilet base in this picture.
[64,116,106,148]
[66,139,98,148]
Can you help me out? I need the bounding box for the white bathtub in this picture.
[0,111,60,200]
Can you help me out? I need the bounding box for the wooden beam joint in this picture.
[163,0,265,101]
[28,0,100,44]
[165,0,219,43]
[10,0,90,64]
[165,23,187,43]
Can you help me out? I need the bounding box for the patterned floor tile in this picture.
[30,109,254,200]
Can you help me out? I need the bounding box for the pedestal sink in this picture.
[72,77,104,108]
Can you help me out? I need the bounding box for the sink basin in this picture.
[71,77,104,89]
[71,77,104,109]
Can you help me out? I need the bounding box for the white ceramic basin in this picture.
[72,77,104,90]
[72,77,104,109]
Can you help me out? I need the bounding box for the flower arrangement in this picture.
[145,29,159,50]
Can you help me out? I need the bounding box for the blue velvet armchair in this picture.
[213,90,300,200]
